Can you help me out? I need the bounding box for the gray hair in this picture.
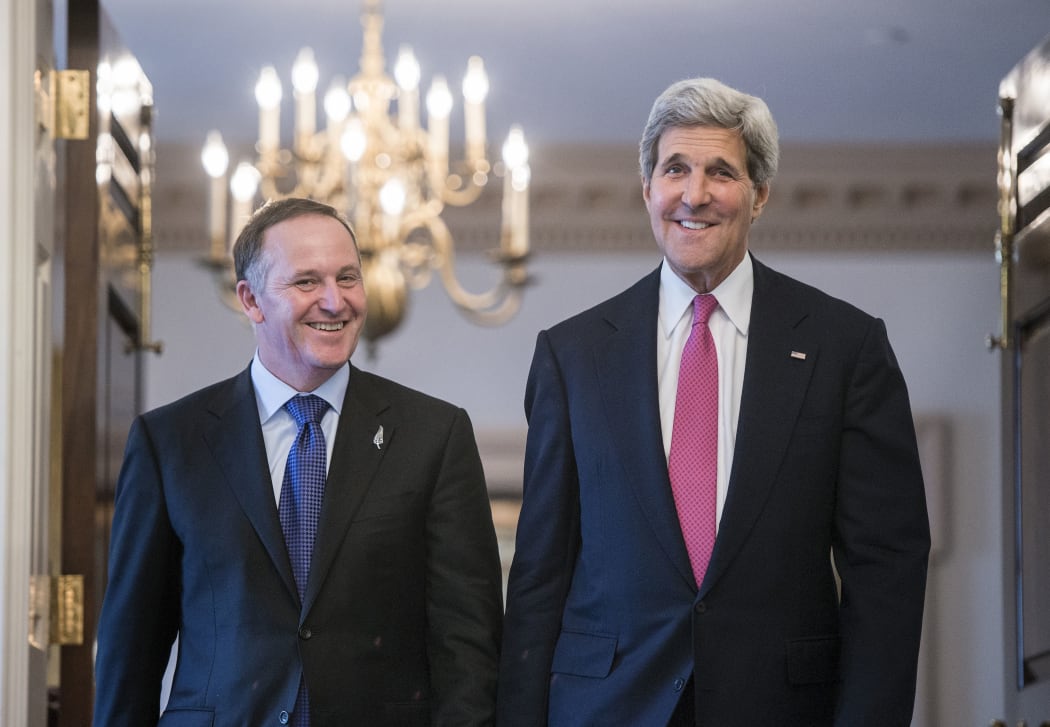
[232,197,357,293]
[639,77,779,187]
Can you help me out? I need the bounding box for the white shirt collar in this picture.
[250,353,349,424]
[659,253,754,339]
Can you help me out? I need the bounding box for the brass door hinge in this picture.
[29,575,85,647]
[35,69,91,140]
[51,574,85,645]
[28,574,85,647]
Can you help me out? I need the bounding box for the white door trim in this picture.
[0,0,40,723]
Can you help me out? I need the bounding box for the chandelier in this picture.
[199,0,531,351]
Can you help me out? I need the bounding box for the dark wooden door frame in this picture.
[59,0,102,722]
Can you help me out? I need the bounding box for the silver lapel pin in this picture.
[373,425,384,450]
[790,350,807,360]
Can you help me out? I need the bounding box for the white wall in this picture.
[145,251,656,425]
[762,251,1004,726]
[145,247,1003,725]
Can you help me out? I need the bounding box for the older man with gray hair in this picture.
[498,77,930,726]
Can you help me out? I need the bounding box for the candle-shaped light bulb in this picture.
[462,56,489,104]
[201,130,229,178]
[501,124,528,170]
[501,125,529,257]
[255,66,283,155]
[462,56,488,164]
[426,75,453,119]
[512,163,531,192]
[255,66,282,109]
[394,45,421,91]
[426,75,453,191]
[291,47,319,94]
[379,177,407,240]
[201,131,230,260]
[341,118,367,162]
[324,76,351,154]
[379,177,407,217]
[394,45,421,131]
[324,77,351,123]
[230,162,260,203]
[292,48,319,148]
[229,162,261,252]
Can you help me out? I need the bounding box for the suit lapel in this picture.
[303,366,391,617]
[202,368,299,601]
[595,269,697,588]
[699,259,819,596]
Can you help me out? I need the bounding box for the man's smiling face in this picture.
[237,213,367,391]
[643,125,769,293]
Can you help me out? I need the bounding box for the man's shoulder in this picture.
[545,266,661,338]
[753,257,876,325]
[349,366,463,416]
[141,369,248,424]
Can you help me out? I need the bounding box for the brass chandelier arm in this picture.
[257,147,345,203]
[437,164,489,207]
[421,214,527,322]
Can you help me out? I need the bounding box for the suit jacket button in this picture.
[694,601,707,614]
[279,711,290,724]
[299,627,312,640]
[673,677,685,691]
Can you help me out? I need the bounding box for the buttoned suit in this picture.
[95,364,503,726]
[497,257,930,726]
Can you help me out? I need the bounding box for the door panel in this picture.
[996,32,1050,725]
[1014,307,1050,686]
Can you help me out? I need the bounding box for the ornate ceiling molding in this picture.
[151,140,998,256]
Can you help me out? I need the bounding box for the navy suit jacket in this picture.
[94,365,503,727]
[498,258,930,726]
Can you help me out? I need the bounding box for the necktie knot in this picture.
[693,294,719,327]
[285,394,329,428]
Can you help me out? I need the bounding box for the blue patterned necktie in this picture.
[279,394,329,727]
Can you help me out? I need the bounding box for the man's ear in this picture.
[236,280,264,324]
[752,182,770,222]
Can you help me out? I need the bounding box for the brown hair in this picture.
[232,197,357,291]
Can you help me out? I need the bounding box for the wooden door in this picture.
[56,1,158,723]
[993,31,1050,727]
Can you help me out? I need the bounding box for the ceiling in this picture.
[96,0,1048,151]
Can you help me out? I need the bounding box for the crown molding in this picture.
[152,140,998,256]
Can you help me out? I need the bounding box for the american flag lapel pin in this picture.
[790,350,807,361]
[373,425,384,450]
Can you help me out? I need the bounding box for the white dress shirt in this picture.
[250,354,349,506]
[657,253,753,529]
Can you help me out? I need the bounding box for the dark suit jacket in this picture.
[94,364,503,727]
[497,258,930,727]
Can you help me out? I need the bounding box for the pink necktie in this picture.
[669,294,719,587]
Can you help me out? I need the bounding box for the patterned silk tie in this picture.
[668,294,719,588]
[279,394,329,727]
